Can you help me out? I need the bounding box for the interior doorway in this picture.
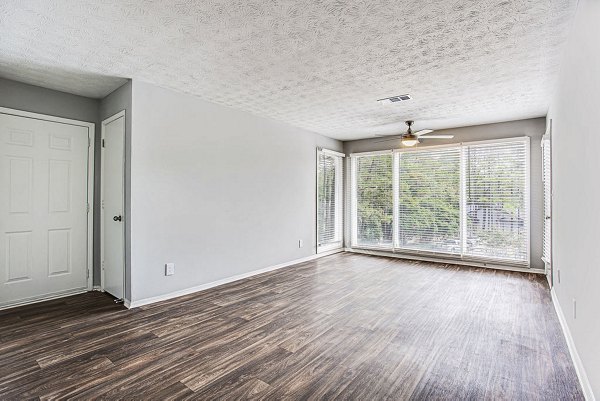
[0,108,94,309]
[101,111,126,300]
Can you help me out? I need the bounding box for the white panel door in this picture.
[102,113,125,300]
[0,113,90,307]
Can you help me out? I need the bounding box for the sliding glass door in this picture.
[350,138,530,266]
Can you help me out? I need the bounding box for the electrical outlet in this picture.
[557,269,561,284]
[573,298,577,319]
[298,239,303,248]
[165,263,175,276]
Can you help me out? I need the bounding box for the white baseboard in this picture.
[551,288,595,401]
[0,288,88,311]
[127,249,343,309]
[344,248,544,275]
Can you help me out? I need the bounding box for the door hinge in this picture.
[87,270,90,279]
[87,203,90,213]
[88,137,91,147]
[102,139,105,148]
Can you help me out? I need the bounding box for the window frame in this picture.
[349,137,531,267]
[316,148,345,253]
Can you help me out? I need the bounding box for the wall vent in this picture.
[377,94,412,104]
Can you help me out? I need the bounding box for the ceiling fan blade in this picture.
[418,135,454,139]
[414,129,434,136]
[373,134,403,138]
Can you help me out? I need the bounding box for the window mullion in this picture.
[392,152,400,250]
[460,146,467,257]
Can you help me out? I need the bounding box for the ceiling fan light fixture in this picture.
[401,135,419,147]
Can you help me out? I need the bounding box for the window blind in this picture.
[464,141,529,262]
[317,149,343,252]
[350,138,530,266]
[397,148,461,254]
[542,137,551,264]
[354,153,393,247]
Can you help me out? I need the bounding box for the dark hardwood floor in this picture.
[0,253,583,400]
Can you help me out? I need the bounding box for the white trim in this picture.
[525,136,531,264]
[350,137,530,157]
[0,288,88,310]
[127,249,343,309]
[0,107,95,293]
[0,107,95,128]
[350,156,358,246]
[345,248,541,274]
[316,148,344,254]
[349,149,393,157]
[318,243,343,253]
[551,288,596,401]
[100,110,126,299]
[392,152,399,249]
[318,147,345,158]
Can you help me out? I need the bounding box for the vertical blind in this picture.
[542,137,552,264]
[351,138,530,266]
[317,149,343,252]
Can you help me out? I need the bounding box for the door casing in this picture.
[100,110,126,298]
[0,107,94,308]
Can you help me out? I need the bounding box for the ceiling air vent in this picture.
[377,94,412,104]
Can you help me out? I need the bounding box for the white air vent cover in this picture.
[378,94,412,104]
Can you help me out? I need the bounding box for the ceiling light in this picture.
[401,135,419,147]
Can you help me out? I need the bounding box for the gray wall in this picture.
[0,77,99,123]
[343,118,546,270]
[99,81,132,299]
[547,0,599,396]
[129,80,342,302]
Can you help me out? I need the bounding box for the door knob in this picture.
[113,215,122,222]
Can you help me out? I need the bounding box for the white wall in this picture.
[129,80,342,303]
[343,118,546,270]
[547,0,600,397]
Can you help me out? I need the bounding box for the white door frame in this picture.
[0,106,95,291]
[100,110,126,295]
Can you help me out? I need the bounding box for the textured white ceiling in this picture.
[0,1,577,140]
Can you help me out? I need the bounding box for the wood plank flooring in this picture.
[0,253,583,400]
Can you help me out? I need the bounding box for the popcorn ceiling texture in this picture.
[0,0,576,140]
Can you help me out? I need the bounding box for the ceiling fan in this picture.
[374,120,454,147]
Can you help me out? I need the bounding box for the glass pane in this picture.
[317,153,337,246]
[465,142,528,261]
[356,154,393,247]
[397,148,461,254]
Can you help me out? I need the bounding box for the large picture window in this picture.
[317,148,344,252]
[350,138,530,266]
